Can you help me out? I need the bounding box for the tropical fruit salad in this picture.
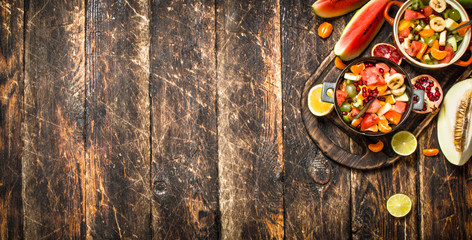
[398,0,468,64]
[336,61,409,133]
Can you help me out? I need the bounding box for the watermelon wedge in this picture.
[312,0,369,18]
[334,0,388,61]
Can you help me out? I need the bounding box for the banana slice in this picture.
[391,84,406,96]
[386,73,405,90]
[430,17,446,32]
[430,0,447,13]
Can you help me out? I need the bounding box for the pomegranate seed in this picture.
[423,106,427,111]
[379,68,384,73]
[362,87,366,92]
[368,88,372,93]
[354,82,358,86]
[414,31,419,35]
[439,46,445,51]
[424,18,430,23]
[368,96,373,100]
[378,97,385,101]
[435,92,440,96]
[420,8,424,14]
[362,92,367,97]
[348,99,353,103]
[362,113,366,118]
[342,111,348,115]
[435,87,439,91]
[409,27,413,31]
[356,87,360,92]
[426,86,431,90]
[422,77,428,81]
[429,82,434,87]
[399,38,404,43]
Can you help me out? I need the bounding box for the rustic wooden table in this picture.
[1,0,472,239]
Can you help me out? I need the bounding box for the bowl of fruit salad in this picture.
[320,57,425,136]
[384,0,472,69]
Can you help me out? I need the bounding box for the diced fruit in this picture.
[385,95,396,104]
[308,84,334,116]
[375,63,390,72]
[447,36,457,51]
[378,116,392,133]
[386,193,412,217]
[406,40,422,57]
[350,62,365,75]
[404,9,425,20]
[394,92,409,102]
[431,47,448,60]
[439,45,454,63]
[419,28,435,37]
[318,22,333,38]
[377,102,392,116]
[348,107,360,121]
[368,140,384,152]
[391,131,417,156]
[362,66,385,85]
[445,18,459,31]
[423,148,439,156]
[335,56,346,69]
[439,30,447,46]
[344,72,361,81]
[340,102,352,112]
[423,6,433,17]
[361,113,380,131]
[392,101,407,114]
[416,43,428,59]
[336,90,348,106]
[398,19,413,31]
[364,124,379,132]
[399,28,411,38]
[366,99,382,113]
[384,110,402,125]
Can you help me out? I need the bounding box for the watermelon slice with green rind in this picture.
[334,0,388,61]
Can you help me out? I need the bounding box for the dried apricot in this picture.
[368,140,384,153]
[423,148,439,156]
[335,57,346,70]
[318,22,333,39]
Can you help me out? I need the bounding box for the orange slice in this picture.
[431,48,448,60]
[368,140,384,152]
[350,62,365,75]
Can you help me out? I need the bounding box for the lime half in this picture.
[386,193,412,217]
[391,131,417,156]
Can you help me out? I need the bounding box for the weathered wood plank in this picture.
[0,0,23,239]
[150,1,219,239]
[217,1,284,238]
[418,124,471,239]
[23,0,85,238]
[351,158,417,239]
[85,0,151,238]
[281,1,351,238]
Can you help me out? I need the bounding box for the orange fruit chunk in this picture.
[419,29,434,38]
[335,57,346,70]
[384,110,402,125]
[398,19,413,31]
[423,148,439,156]
[431,48,448,60]
[378,117,392,133]
[368,140,384,152]
[318,22,333,38]
[350,62,365,75]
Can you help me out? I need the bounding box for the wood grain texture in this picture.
[150,0,219,239]
[281,1,351,238]
[217,0,284,239]
[23,0,85,238]
[0,0,23,239]
[351,158,417,239]
[85,0,151,238]
[418,124,472,239]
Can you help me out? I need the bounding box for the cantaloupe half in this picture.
[312,0,369,18]
[437,79,472,166]
[334,0,388,61]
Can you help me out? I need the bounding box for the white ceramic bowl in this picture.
[384,0,471,69]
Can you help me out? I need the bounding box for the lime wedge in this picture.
[391,131,417,156]
[386,193,412,217]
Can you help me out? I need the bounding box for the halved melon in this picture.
[437,79,472,166]
[334,0,388,61]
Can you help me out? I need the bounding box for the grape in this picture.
[340,102,352,112]
[449,9,461,22]
[346,84,357,98]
